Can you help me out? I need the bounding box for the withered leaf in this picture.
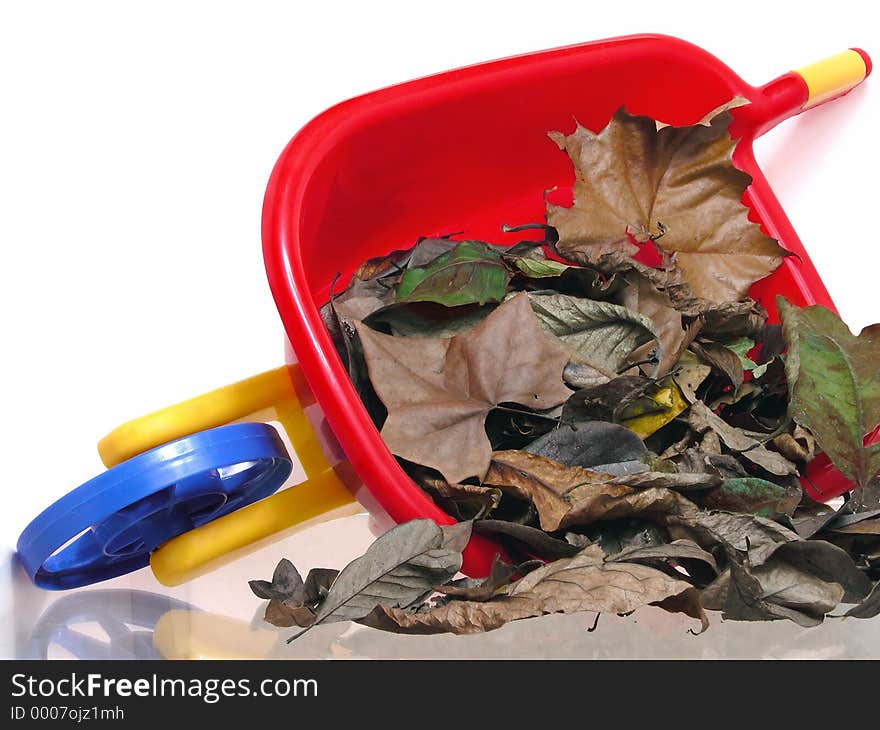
[691,340,745,394]
[360,544,707,635]
[673,350,712,403]
[485,451,695,532]
[845,580,880,619]
[687,401,797,476]
[667,509,798,567]
[608,539,718,585]
[293,519,464,638]
[524,420,647,469]
[620,272,688,377]
[258,566,339,629]
[618,376,689,439]
[548,101,785,302]
[561,377,656,424]
[713,549,834,628]
[613,471,721,492]
[772,425,816,463]
[779,297,880,499]
[472,519,583,559]
[527,292,658,376]
[356,293,571,482]
[434,554,520,602]
[249,558,303,601]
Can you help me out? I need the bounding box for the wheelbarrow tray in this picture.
[262,34,846,575]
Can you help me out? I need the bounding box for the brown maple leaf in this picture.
[355,293,572,482]
[547,100,786,303]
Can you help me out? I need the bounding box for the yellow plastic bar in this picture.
[150,465,360,586]
[99,367,297,467]
[97,366,358,586]
[796,49,869,109]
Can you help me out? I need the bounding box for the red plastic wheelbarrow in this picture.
[96,34,872,586]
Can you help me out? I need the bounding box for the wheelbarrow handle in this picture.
[735,48,871,138]
[796,48,871,109]
[98,366,359,586]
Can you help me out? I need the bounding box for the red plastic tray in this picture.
[262,34,871,575]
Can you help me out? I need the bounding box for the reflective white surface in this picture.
[3,512,878,660]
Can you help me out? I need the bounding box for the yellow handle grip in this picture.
[795,49,870,109]
[98,366,359,586]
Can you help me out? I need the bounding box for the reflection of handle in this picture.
[98,366,358,586]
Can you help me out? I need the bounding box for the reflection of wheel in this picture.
[17,423,291,589]
[26,590,197,659]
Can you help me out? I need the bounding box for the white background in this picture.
[0,1,878,658]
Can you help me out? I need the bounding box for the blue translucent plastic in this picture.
[17,423,292,589]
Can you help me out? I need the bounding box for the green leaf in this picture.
[702,477,801,517]
[778,297,880,491]
[395,241,511,307]
[513,255,571,278]
[510,249,621,299]
[528,292,658,375]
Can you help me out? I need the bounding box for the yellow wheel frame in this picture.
[98,366,358,586]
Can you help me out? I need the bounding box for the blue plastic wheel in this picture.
[17,422,292,589]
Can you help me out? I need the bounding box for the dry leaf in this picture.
[356,293,571,482]
[687,401,798,476]
[360,544,707,635]
[548,102,785,302]
[485,450,695,531]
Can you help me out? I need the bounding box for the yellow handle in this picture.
[98,366,359,586]
[795,49,870,109]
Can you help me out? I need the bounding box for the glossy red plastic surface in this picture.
[262,35,871,575]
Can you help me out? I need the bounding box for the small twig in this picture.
[328,271,343,301]
[618,353,660,374]
[501,222,554,234]
[493,405,561,422]
[649,221,668,242]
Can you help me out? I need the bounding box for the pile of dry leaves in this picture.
[251,100,880,640]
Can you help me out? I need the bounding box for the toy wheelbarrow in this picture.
[17,34,874,590]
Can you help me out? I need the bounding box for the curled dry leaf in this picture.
[687,401,797,476]
[607,539,718,586]
[360,544,707,635]
[485,450,696,532]
[548,101,785,302]
[690,340,745,394]
[771,425,816,463]
[845,580,880,619]
[356,293,572,482]
[620,272,688,377]
[673,350,712,403]
[472,519,583,559]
